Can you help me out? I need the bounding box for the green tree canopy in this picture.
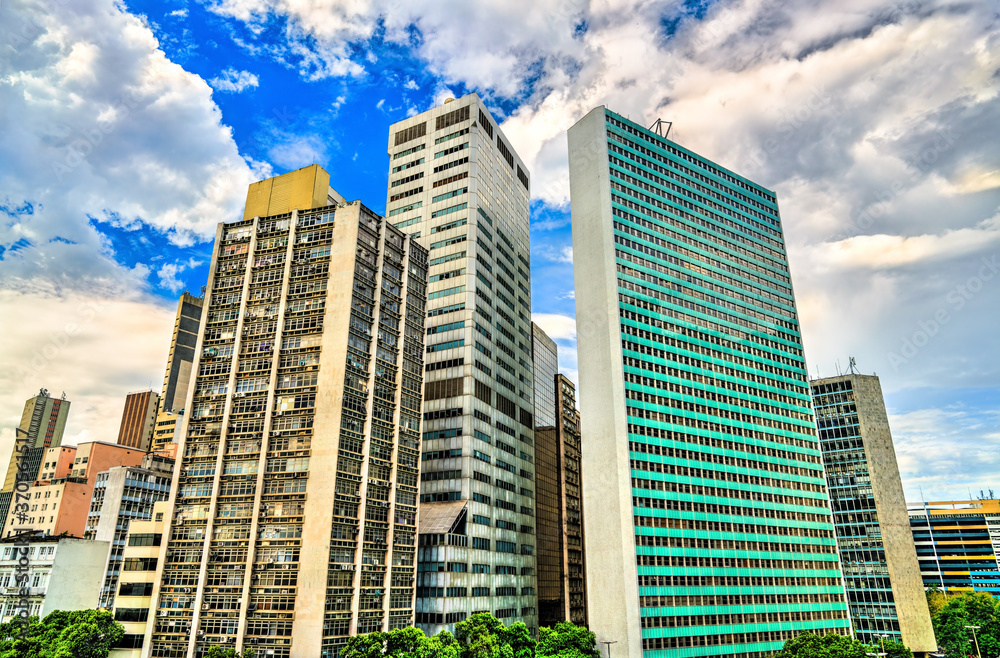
[0,609,124,658]
[340,613,598,658]
[536,621,600,658]
[203,647,254,658]
[770,632,870,658]
[932,590,1000,657]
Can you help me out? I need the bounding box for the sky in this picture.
[0,0,997,501]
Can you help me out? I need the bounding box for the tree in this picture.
[932,591,1000,657]
[536,621,600,658]
[203,647,255,658]
[454,613,535,658]
[880,639,913,658]
[342,631,388,658]
[0,609,124,658]
[770,632,868,658]
[927,585,950,617]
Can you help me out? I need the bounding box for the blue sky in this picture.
[0,0,997,500]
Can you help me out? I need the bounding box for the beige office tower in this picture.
[385,94,538,635]
[812,373,936,656]
[143,166,429,658]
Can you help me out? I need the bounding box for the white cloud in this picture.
[0,0,268,295]
[167,8,188,18]
[267,134,328,171]
[889,404,1000,501]
[209,67,260,93]
[531,313,576,342]
[535,244,573,263]
[157,257,203,292]
[0,289,177,470]
[404,79,419,90]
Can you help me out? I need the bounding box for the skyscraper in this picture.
[117,390,160,450]
[385,94,538,635]
[0,390,71,535]
[160,292,205,414]
[151,292,205,455]
[534,368,589,630]
[569,107,850,657]
[144,166,428,658]
[811,373,935,655]
[87,452,174,609]
[532,324,558,428]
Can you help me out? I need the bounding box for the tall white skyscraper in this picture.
[385,94,538,635]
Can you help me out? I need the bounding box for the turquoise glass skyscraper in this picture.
[569,108,850,658]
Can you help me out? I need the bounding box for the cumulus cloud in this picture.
[209,67,260,93]
[889,404,1000,500]
[0,0,269,296]
[157,257,204,292]
[535,244,574,263]
[532,312,576,342]
[0,289,177,469]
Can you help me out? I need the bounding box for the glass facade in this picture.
[535,373,588,630]
[909,500,1000,595]
[811,376,924,646]
[386,94,538,635]
[532,324,558,428]
[570,108,850,658]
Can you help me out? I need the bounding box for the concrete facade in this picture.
[568,107,643,657]
[812,374,936,655]
[385,94,539,635]
[144,168,427,658]
[569,107,850,658]
[87,452,174,609]
[2,441,146,539]
[111,501,168,658]
[0,534,110,621]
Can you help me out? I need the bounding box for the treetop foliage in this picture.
[341,614,599,658]
[0,609,124,658]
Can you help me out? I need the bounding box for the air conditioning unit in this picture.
[202,604,210,611]
[159,610,168,617]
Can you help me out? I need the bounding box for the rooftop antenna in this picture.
[835,359,842,376]
[848,356,859,375]
[649,118,673,139]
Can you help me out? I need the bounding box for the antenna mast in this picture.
[648,118,673,139]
